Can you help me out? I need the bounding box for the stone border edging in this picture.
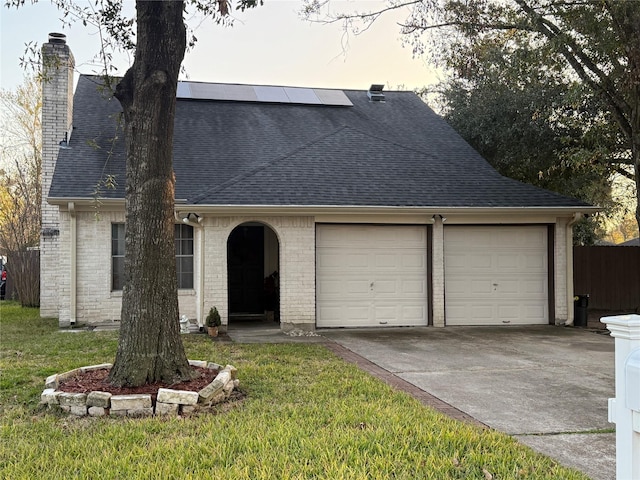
[40,360,239,417]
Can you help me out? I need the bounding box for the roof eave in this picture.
[48,197,125,208]
[178,204,601,217]
[50,198,600,217]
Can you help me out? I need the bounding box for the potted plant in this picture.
[206,307,221,337]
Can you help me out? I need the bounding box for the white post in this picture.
[602,314,640,480]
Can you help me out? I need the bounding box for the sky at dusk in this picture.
[1,1,441,92]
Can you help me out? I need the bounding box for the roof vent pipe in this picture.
[48,32,67,44]
[367,84,385,102]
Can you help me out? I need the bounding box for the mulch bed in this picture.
[57,366,218,403]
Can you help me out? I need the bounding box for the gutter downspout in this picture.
[565,213,582,326]
[174,212,204,327]
[69,202,76,325]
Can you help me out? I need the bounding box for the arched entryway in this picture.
[227,222,280,324]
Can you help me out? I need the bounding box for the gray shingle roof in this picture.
[49,75,591,209]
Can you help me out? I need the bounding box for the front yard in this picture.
[0,301,588,479]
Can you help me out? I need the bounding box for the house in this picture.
[40,33,598,331]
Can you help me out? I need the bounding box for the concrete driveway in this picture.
[320,325,616,480]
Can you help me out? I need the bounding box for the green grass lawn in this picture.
[0,301,588,479]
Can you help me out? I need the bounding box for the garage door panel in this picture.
[445,226,548,326]
[498,305,519,319]
[403,251,425,265]
[346,305,371,320]
[375,306,397,324]
[402,279,427,295]
[522,279,546,294]
[375,279,398,295]
[524,305,546,320]
[346,280,370,295]
[465,230,492,247]
[349,254,370,268]
[499,230,523,246]
[318,225,426,248]
[372,279,427,296]
[375,304,427,325]
[470,255,492,269]
[446,304,466,320]
[318,278,372,297]
[316,307,341,326]
[375,253,400,269]
[497,254,520,269]
[496,281,519,294]
[317,252,369,269]
[317,279,343,295]
[523,254,547,270]
[446,279,467,295]
[522,229,548,246]
[445,255,466,269]
[403,305,427,322]
[460,304,494,322]
[317,225,428,328]
[471,279,493,294]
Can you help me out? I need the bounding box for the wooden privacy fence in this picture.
[6,249,40,307]
[573,246,640,312]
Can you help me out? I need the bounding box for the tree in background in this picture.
[0,76,42,306]
[7,0,260,387]
[303,0,640,238]
[433,34,622,244]
[606,211,639,244]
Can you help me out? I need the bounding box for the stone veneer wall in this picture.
[41,360,239,417]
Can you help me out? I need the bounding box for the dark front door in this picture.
[228,226,264,315]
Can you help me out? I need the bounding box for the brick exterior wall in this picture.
[202,216,316,332]
[54,210,119,325]
[431,217,446,327]
[554,216,570,324]
[40,35,74,320]
[55,209,202,326]
[55,208,572,329]
[58,212,316,329]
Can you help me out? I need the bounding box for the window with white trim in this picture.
[111,223,194,291]
[111,223,125,291]
[175,224,194,289]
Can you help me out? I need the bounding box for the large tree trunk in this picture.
[108,1,193,387]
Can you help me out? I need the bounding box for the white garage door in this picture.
[445,226,548,326]
[316,225,428,328]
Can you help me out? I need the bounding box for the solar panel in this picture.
[284,87,321,104]
[176,81,353,107]
[224,84,258,102]
[176,82,192,98]
[191,83,227,100]
[314,89,353,106]
[254,85,290,103]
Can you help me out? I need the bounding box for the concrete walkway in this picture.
[228,323,616,480]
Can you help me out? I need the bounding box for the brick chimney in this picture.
[40,32,75,320]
